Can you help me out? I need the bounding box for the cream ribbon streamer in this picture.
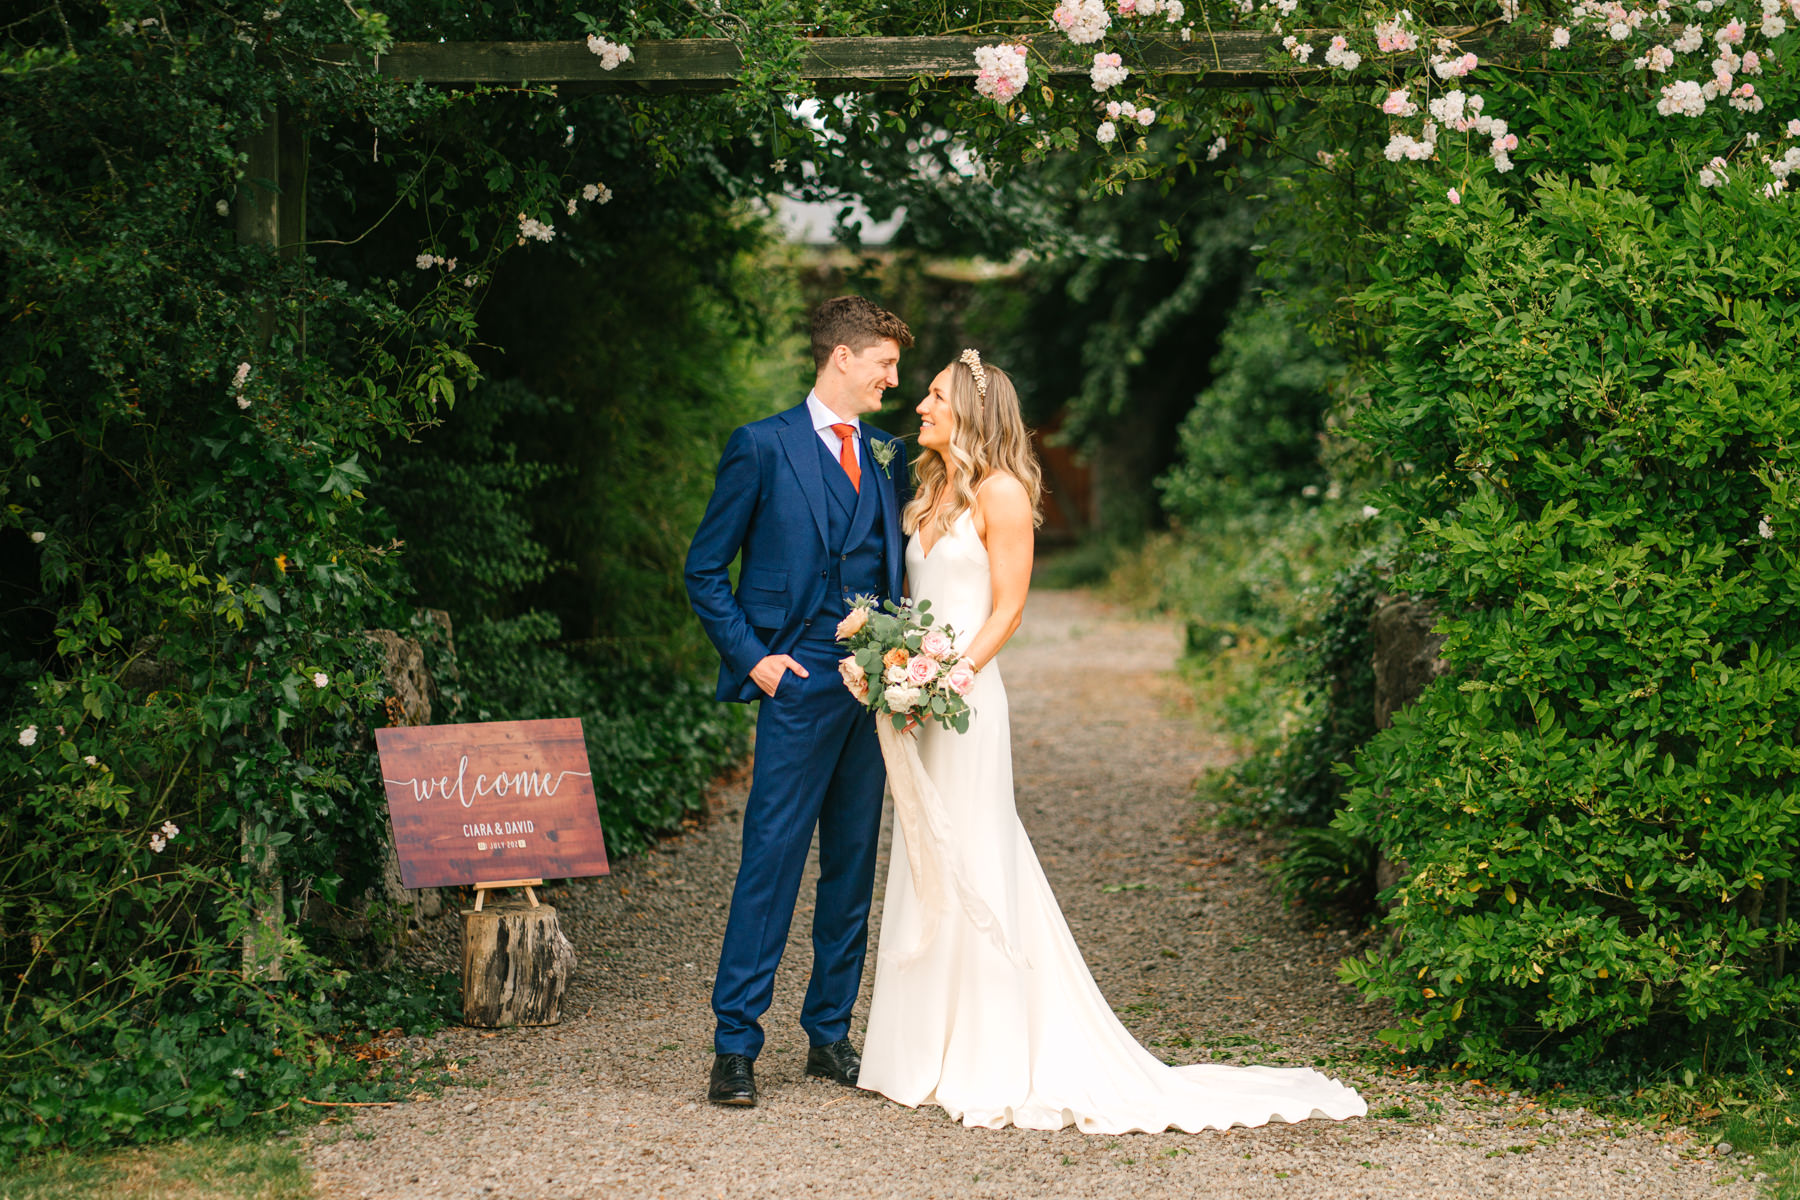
[876,720,1031,970]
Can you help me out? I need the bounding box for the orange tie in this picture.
[830,422,861,493]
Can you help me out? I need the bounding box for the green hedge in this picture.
[1336,168,1800,1074]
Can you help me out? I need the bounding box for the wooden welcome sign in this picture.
[375,717,610,889]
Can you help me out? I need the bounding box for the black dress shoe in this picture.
[708,1053,757,1106]
[805,1039,861,1086]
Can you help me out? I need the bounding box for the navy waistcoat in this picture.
[814,434,887,625]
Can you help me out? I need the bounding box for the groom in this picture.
[684,296,913,1107]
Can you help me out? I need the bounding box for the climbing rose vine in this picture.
[971,0,1798,195]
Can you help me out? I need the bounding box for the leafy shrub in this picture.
[1147,491,1384,821]
[1278,826,1379,917]
[1244,557,1379,826]
[1335,167,1800,1075]
[1159,295,1345,524]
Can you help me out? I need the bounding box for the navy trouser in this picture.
[711,636,886,1059]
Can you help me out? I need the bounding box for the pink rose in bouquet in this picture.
[920,629,953,659]
[946,662,977,696]
[838,656,868,702]
[906,654,940,687]
[835,607,869,639]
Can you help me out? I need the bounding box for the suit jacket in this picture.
[686,402,911,703]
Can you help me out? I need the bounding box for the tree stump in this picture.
[461,901,576,1027]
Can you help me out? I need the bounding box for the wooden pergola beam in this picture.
[321,29,1534,92]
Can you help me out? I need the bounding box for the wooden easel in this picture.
[471,877,544,912]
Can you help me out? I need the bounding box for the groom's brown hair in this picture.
[810,296,913,372]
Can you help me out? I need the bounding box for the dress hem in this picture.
[857,1081,1368,1135]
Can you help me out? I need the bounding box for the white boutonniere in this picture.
[869,436,898,480]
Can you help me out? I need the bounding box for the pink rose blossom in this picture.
[906,655,940,687]
[1374,18,1417,51]
[947,663,977,696]
[921,630,953,658]
[1447,187,1462,204]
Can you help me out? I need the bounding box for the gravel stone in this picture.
[303,590,1756,1199]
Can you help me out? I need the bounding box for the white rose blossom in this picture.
[974,43,1030,103]
[1051,0,1110,44]
[585,35,632,70]
[18,725,37,747]
[882,684,923,712]
[1090,52,1129,91]
[1657,79,1708,116]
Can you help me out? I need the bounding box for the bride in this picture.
[856,350,1367,1134]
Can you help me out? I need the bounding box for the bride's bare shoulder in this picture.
[973,472,1032,537]
[975,472,1031,511]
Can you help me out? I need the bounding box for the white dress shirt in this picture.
[806,391,862,469]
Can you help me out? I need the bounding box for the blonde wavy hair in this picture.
[902,357,1044,537]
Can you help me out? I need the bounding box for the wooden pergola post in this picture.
[234,105,303,982]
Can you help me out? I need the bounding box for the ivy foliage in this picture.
[0,0,773,1156]
[0,0,493,1157]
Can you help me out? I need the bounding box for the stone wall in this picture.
[1369,596,1449,898]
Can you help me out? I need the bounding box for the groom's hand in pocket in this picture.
[751,654,809,698]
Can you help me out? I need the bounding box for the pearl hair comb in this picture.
[959,348,989,399]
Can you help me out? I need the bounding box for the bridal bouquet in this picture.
[835,596,974,733]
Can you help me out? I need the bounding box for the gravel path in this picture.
[304,589,1760,1199]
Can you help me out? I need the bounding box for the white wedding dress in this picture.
[857,509,1367,1133]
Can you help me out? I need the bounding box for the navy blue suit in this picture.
[685,402,909,1058]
